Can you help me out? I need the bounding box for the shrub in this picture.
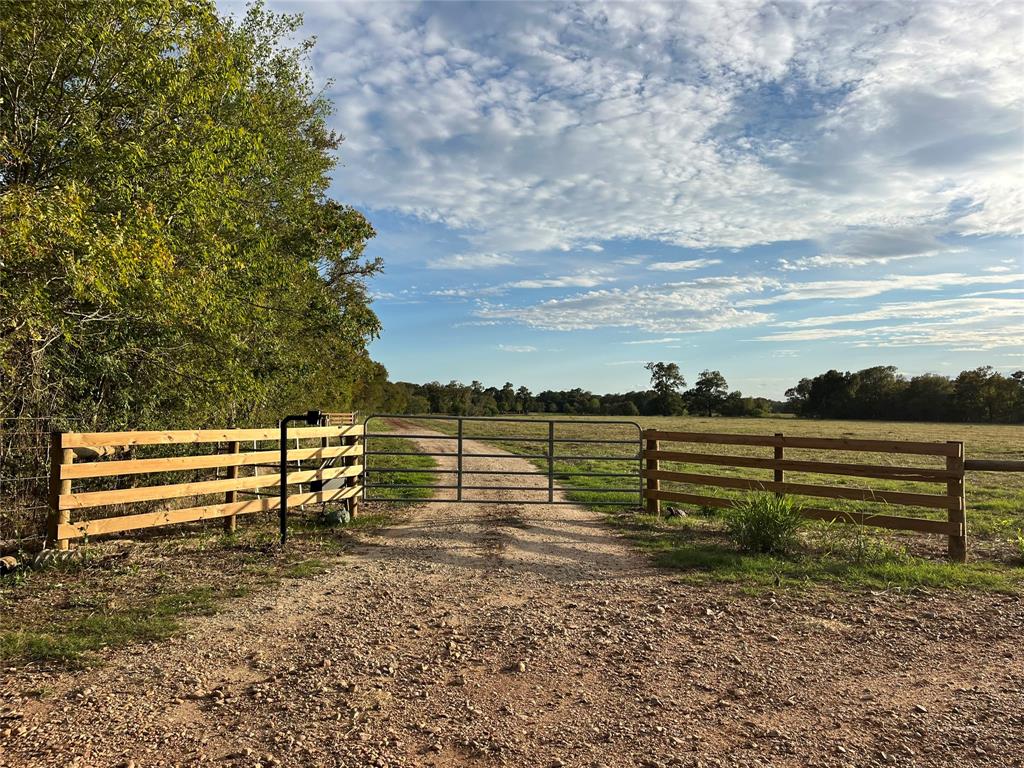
[724,493,805,555]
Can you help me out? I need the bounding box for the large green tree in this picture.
[0,0,381,429]
[645,361,686,416]
[686,369,729,417]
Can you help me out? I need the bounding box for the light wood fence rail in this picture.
[47,419,363,549]
[641,429,968,561]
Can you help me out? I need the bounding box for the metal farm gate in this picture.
[361,414,643,507]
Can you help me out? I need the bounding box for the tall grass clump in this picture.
[724,493,805,555]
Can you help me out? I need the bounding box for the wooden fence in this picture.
[47,418,363,549]
[642,430,968,561]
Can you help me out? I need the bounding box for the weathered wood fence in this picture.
[47,415,363,549]
[641,430,969,561]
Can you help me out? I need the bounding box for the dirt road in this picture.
[1,430,1022,767]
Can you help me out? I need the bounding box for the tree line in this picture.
[1,0,382,433]
[356,362,1024,424]
[785,365,1024,423]
[356,363,780,419]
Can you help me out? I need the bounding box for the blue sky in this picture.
[232,1,1022,397]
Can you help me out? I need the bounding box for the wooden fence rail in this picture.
[641,429,968,562]
[47,417,363,549]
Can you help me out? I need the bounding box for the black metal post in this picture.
[638,434,645,511]
[279,410,323,546]
[548,421,555,503]
[456,418,464,501]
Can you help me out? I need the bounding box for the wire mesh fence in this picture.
[1,416,59,542]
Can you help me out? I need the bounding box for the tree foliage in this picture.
[685,369,729,417]
[785,366,1024,423]
[358,365,780,419]
[645,361,686,416]
[359,363,1022,423]
[0,0,381,429]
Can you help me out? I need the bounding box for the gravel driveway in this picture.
[1,429,1021,767]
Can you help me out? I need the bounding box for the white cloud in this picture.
[741,272,1024,306]
[581,244,604,252]
[427,252,516,270]
[759,295,1024,350]
[774,296,1024,328]
[647,258,723,272]
[496,344,537,353]
[621,337,680,345]
[506,273,613,289]
[295,0,1022,256]
[476,276,775,333]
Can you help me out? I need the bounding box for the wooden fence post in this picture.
[774,432,784,496]
[223,440,239,533]
[947,441,966,562]
[47,432,73,550]
[645,434,660,517]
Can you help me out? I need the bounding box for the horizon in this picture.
[224,1,1024,399]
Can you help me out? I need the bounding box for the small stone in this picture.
[516,661,527,673]
[0,556,18,574]
[913,704,928,714]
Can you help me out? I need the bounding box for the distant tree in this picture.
[403,394,430,414]
[609,400,640,416]
[497,382,517,412]
[515,386,533,413]
[902,374,954,421]
[645,362,686,416]
[952,367,995,422]
[686,370,729,416]
[784,378,812,415]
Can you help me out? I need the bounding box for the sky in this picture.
[230,1,1023,398]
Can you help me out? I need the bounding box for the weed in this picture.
[284,559,329,579]
[0,587,221,664]
[723,493,805,555]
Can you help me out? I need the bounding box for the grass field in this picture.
[398,413,1024,589]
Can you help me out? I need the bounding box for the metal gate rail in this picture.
[362,414,642,507]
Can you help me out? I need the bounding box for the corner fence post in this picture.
[645,433,660,517]
[47,431,73,550]
[774,432,785,496]
[947,440,966,562]
[224,440,240,533]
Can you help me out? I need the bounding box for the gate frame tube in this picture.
[361,413,643,508]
